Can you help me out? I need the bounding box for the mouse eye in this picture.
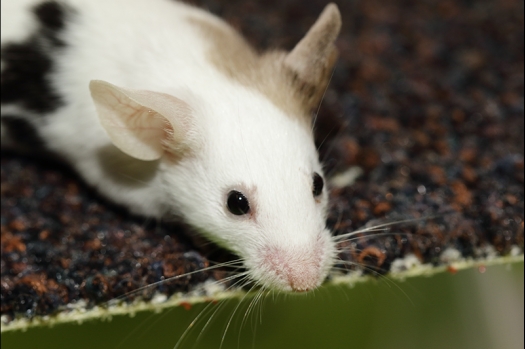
[227,190,251,215]
[312,172,324,197]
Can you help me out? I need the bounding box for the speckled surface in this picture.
[1,0,523,324]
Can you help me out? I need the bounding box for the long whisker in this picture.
[206,259,245,269]
[173,273,251,349]
[173,299,217,349]
[335,227,391,240]
[241,286,264,333]
[107,259,244,306]
[312,64,336,134]
[257,288,271,326]
[118,272,248,349]
[220,284,259,349]
[192,275,252,348]
[332,216,439,241]
[190,301,229,349]
[237,287,262,347]
[316,123,340,153]
[251,287,269,344]
[115,305,173,349]
[335,259,414,305]
[335,230,433,247]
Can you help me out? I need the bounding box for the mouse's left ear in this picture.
[89,80,200,161]
[284,3,341,110]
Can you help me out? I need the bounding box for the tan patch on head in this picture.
[188,15,337,127]
[188,17,307,122]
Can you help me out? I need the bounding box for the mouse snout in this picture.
[259,237,332,292]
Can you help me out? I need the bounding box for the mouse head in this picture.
[90,4,341,292]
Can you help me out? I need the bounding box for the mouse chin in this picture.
[249,233,334,292]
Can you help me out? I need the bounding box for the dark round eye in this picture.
[312,172,324,197]
[227,190,251,215]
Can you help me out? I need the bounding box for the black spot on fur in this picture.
[33,1,68,47]
[34,1,66,32]
[1,41,62,112]
[2,116,46,149]
[1,1,72,114]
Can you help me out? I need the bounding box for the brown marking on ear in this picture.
[188,4,341,126]
[284,4,341,85]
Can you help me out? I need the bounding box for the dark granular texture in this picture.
[1,156,213,320]
[1,0,523,323]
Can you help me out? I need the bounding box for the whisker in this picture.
[107,259,244,306]
[335,230,434,248]
[258,288,271,325]
[192,275,252,348]
[316,123,340,153]
[332,215,439,241]
[215,274,253,299]
[173,299,217,349]
[335,227,391,239]
[115,305,173,349]
[252,288,269,342]
[220,284,258,349]
[312,63,336,134]
[192,276,256,348]
[237,287,262,347]
[334,259,414,305]
[206,259,245,269]
[217,271,250,285]
[120,272,248,349]
[191,301,228,349]
[173,274,252,349]
[242,286,264,330]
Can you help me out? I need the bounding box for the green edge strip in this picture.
[2,253,523,333]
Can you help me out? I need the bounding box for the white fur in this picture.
[1,0,338,292]
[1,0,40,46]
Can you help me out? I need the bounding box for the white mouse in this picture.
[1,0,342,292]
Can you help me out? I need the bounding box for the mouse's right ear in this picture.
[283,3,341,110]
[89,80,200,161]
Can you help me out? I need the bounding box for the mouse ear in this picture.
[89,80,198,161]
[284,3,341,109]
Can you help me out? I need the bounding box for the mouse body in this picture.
[1,0,342,292]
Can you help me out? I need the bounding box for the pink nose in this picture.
[261,246,323,292]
